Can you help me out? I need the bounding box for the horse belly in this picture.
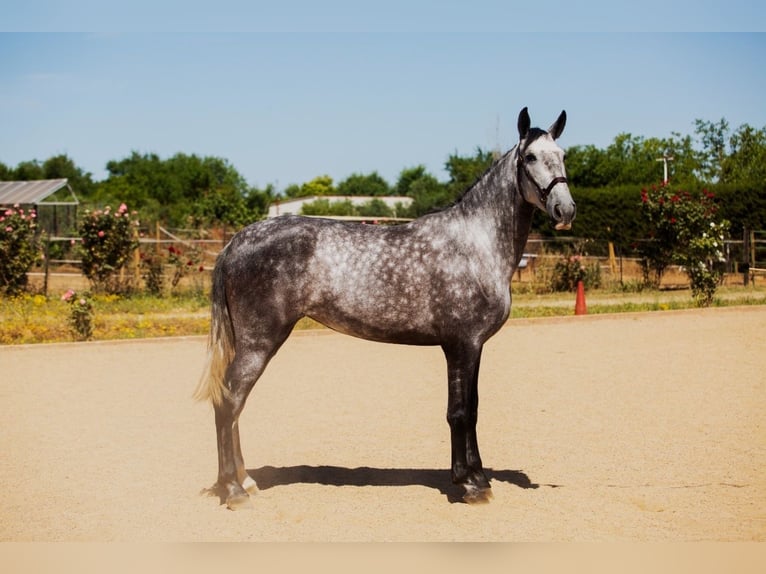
[307,284,442,345]
[307,271,510,346]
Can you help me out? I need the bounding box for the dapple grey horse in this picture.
[195,107,576,509]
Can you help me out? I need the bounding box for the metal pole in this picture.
[655,155,675,184]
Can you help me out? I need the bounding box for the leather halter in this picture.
[516,146,568,205]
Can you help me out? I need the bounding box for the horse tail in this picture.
[193,253,234,406]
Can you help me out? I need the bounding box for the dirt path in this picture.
[1,307,764,541]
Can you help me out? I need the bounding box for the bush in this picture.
[139,244,205,295]
[550,253,601,292]
[139,251,165,296]
[0,205,39,295]
[61,289,94,341]
[167,244,204,289]
[639,184,728,306]
[78,203,139,293]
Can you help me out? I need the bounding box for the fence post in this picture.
[43,234,51,297]
[750,229,756,269]
[743,228,751,286]
[608,241,617,276]
[134,226,141,287]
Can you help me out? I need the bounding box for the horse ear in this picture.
[517,107,530,140]
[548,110,567,140]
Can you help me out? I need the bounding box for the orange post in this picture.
[575,280,587,315]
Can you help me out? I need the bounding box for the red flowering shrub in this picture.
[167,244,203,288]
[639,184,728,306]
[139,243,204,295]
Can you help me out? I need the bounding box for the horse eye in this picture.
[525,153,537,163]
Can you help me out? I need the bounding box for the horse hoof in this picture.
[241,474,259,495]
[226,492,252,511]
[462,483,493,504]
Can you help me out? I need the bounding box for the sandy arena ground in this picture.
[1,307,765,542]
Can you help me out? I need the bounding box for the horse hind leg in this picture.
[232,419,257,494]
[211,335,290,510]
[209,415,257,510]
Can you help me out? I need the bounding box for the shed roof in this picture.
[0,179,78,206]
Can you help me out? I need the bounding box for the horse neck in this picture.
[453,147,535,272]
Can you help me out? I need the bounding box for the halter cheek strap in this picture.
[516,148,568,204]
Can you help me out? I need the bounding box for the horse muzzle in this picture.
[547,186,577,231]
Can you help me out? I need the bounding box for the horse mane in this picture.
[433,146,516,213]
[423,127,550,216]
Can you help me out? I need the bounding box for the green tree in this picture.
[336,172,391,197]
[0,155,94,195]
[41,154,97,198]
[97,152,251,227]
[190,188,250,228]
[357,198,394,217]
[394,165,448,217]
[694,118,729,182]
[565,144,614,188]
[244,183,277,220]
[11,160,45,180]
[567,133,699,188]
[395,165,429,196]
[408,174,448,216]
[444,147,495,199]
[283,183,302,198]
[96,151,166,218]
[0,161,12,181]
[302,175,335,197]
[722,123,766,186]
[284,175,336,198]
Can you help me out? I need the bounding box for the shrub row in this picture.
[534,183,766,249]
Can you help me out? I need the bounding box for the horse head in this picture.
[516,107,576,231]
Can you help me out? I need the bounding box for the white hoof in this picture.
[241,474,258,495]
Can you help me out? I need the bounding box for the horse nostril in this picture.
[553,203,563,220]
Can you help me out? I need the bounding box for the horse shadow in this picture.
[247,465,551,503]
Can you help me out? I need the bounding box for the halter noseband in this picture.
[516,146,568,204]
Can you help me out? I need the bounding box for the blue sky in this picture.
[1,25,765,190]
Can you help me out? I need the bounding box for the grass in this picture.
[2,284,765,345]
[510,284,766,317]
[0,291,210,344]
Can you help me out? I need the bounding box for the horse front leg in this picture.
[464,350,492,498]
[443,342,492,503]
